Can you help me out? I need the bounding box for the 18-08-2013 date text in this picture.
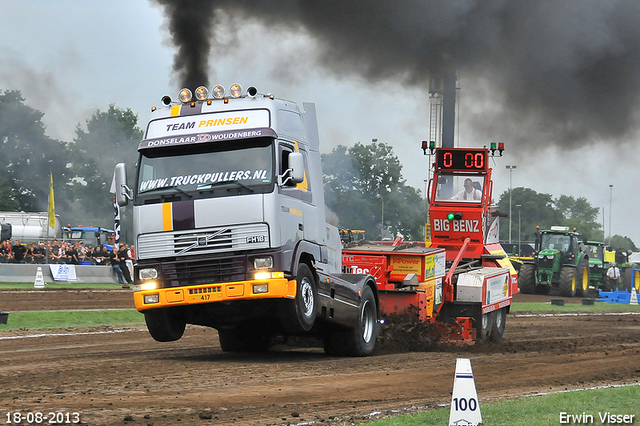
[5,411,80,424]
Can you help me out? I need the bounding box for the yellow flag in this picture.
[48,173,55,229]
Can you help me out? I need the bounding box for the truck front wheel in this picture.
[144,308,186,342]
[281,263,317,333]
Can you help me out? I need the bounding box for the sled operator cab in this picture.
[427,145,505,261]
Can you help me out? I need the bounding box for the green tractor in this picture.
[582,241,608,290]
[518,226,590,297]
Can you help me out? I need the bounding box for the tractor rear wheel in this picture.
[518,264,536,294]
[559,266,577,297]
[576,257,590,297]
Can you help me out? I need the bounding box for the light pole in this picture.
[608,184,613,247]
[505,165,517,243]
[516,204,522,256]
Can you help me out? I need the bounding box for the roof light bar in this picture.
[194,86,208,101]
[212,85,225,99]
[178,88,192,103]
[230,83,242,98]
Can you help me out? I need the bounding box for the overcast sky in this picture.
[1,1,638,246]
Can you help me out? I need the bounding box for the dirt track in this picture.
[1,290,639,426]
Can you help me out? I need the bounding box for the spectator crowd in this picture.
[0,239,135,284]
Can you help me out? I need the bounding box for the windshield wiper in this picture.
[140,185,192,198]
[197,180,254,193]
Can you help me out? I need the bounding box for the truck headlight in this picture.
[144,294,160,304]
[253,256,273,269]
[253,283,269,294]
[139,268,158,280]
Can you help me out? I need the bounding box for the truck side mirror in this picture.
[289,152,304,184]
[114,163,133,207]
[279,152,305,186]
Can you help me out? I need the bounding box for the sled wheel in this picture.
[476,311,494,341]
[490,308,506,341]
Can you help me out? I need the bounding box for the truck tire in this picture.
[144,308,186,342]
[559,266,577,297]
[281,263,317,334]
[322,286,378,357]
[490,308,506,341]
[518,264,536,294]
[575,257,590,297]
[218,327,273,352]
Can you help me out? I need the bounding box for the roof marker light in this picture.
[194,86,208,101]
[212,85,225,99]
[178,88,192,103]
[230,83,242,98]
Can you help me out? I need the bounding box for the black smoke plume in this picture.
[156,0,640,148]
[155,0,217,89]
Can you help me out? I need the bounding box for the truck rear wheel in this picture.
[281,263,317,334]
[323,285,378,357]
[518,264,536,294]
[144,308,186,342]
[576,257,590,297]
[559,266,577,297]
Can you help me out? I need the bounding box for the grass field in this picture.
[355,384,639,426]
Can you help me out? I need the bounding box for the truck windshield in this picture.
[136,138,274,202]
[434,174,485,203]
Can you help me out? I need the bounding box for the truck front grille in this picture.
[137,223,269,260]
[161,255,246,287]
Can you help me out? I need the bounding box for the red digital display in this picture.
[436,149,488,172]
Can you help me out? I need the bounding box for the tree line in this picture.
[0,90,140,240]
[1,89,636,251]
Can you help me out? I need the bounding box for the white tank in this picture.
[0,211,62,243]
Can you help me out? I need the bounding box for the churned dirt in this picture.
[1,290,639,425]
